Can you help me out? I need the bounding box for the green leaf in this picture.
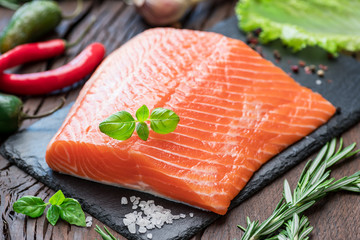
[150,108,180,134]
[59,198,86,227]
[13,196,47,218]
[49,190,65,206]
[260,220,284,236]
[136,105,149,122]
[236,0,360,55]
[283,180,292,204]
[136,122,149,141]
[46,205,60,226]
[308,143,328,175]
[326,143,356,167]
[99,111,136,141]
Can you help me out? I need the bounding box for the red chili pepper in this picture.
[0,39,67,72]
[0,42,105,95]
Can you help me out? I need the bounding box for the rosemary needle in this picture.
[239,138,360,240]
[266,214,313,240]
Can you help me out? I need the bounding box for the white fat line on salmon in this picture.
[174,102,321,129]
[143,132,277,159]
[190,83,329,106]
[196,74,293,86]
[194,77,302,92]
[136,144,262,176]
[135,142,261,169]
[185,80,331,106]
[171,110,307,138]
[177,98,329,122]
[173,106,318,130]
[170,127,290,153]
[178,89,334,115]
[210,72,292,84]
[180,112,318,130]
[208,65,286,76]
[181,92,331,121]
[227,46,263,55]
[222,59,274,67]
[140,175,242,203]
[133,164,233,195]
[177,115,318,139]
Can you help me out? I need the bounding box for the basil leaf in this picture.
[150,108,180,134]
[59,198,86,227]
[49,190,65,205]
[99,111,136,141]
[136,105,149,122]
[13,196,47,218]
[46,205,60,226]
[136,122,149,141]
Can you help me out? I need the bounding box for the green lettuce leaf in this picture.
[236,0,360,55]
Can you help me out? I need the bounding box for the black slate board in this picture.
[1,16,360,240]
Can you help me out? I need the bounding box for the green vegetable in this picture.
[136,104,150,122]
[13,196,48,218]
[0,1,62,53]
[13,190,86,227]
[0,0,83,53]
[95,225,119,240]
[59,198,86,227]
[0,93,65,135]
[49,188,66,205]
[0,93,23,134]
[150,108,180,134]
[99,111,136,141]
[238,139,360,240]
[99,104,180,141]
[46,205,60,226]
[236,0,360,55]
[136,122,149,141]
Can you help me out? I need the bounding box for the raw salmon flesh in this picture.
[46,28,336,215]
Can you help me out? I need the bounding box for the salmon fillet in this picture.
[45,28,336,215]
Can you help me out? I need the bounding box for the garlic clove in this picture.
[133,0,197,26]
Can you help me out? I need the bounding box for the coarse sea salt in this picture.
[85,216,93,227]
[123,196,189,235]
[121,197,128,205]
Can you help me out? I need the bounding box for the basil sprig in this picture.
[99,105,180,141]
[13,190,86,227]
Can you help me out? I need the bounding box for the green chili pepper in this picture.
[0,93,65,134]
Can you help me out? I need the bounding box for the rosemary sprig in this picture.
[239,138,360,240]
[266,214,313,240]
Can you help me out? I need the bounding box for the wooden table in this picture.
[1,1,359,239]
